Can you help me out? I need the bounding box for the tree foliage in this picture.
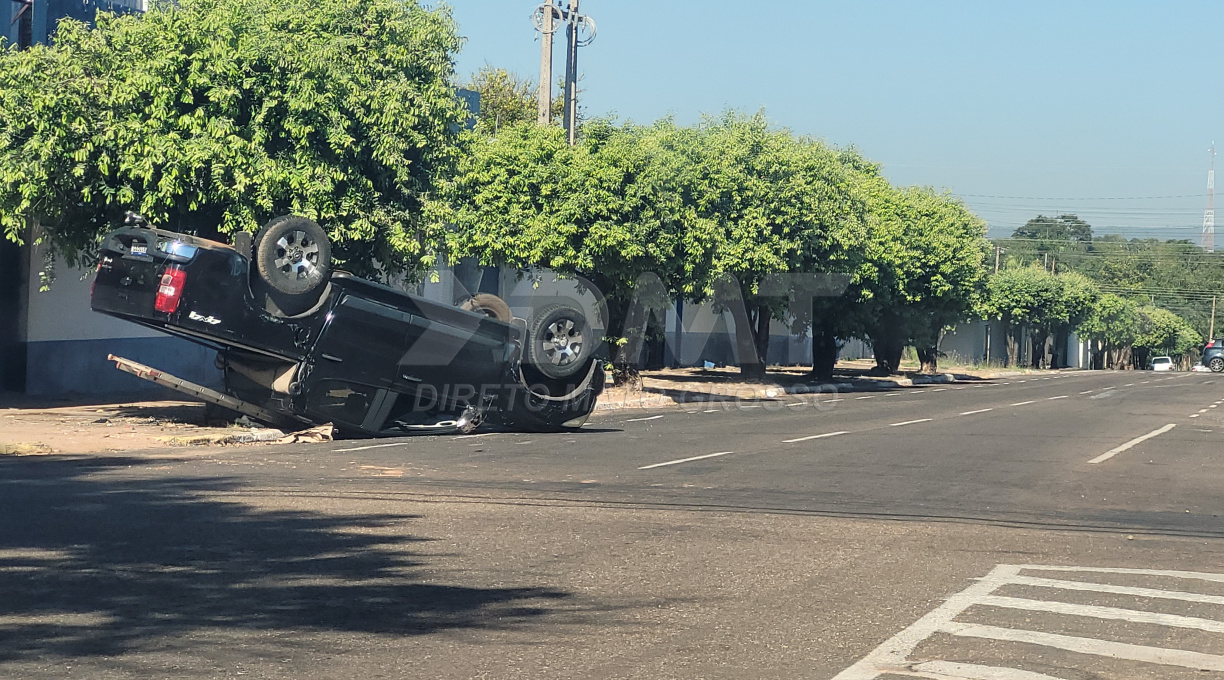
[0,0,463,276]
[858,179,988,373]
[435,110,993,380]
[985,266,1099,367]
[464,65,539,134]
[431,119,708,382]
[1012,213,1093,243]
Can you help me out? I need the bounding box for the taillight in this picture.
[154,266,187,313]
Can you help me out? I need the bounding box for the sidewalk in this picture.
[596,360,1050,411]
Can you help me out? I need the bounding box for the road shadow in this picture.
[0,454,573,662]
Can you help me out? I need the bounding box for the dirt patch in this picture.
[0,400,280,455]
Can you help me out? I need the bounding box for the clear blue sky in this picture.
[446,1,1222,240]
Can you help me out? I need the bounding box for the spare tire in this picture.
[526,303,593,380]
[460,293,513,323]
[254,216,331,301]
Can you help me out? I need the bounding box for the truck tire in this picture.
[254,216,331,304]
[460,293,513,323]
[526,304,592,379]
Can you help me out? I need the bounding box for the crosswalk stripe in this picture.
[1021,565,1224,583]
[832,565,1024,680]
[835,564,1224,680]
[976,595,1224,632]
[910,660,1069,680]
[1011,574,1224,605]
[947,622,1224,671]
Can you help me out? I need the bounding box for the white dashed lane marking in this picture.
[637,451,733,470]
[625,415,664,423]
[960,408,993,416]
[833,564,1224,680]
[781,431,849,444]
[1011,400,1035,406]
[1088,423,1177,464]
[1048,395,1068,400]
[890,418,932,427]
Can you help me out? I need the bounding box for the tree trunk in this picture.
[871,334,905,375]
[811,327,839,381]
[917,347,939,374]
[736,304,767,382]
[1005,331,1019,368]
[1001,313,1018,368]
[752,304,771,375]
[1030,333,1047,369]
[600,294,639,387]
[1091,344,1106,370]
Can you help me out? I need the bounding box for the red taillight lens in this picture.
[154,266,187,313]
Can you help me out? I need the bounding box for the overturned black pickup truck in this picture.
[90,215,604,436]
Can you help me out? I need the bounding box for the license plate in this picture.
[130,243,147,256]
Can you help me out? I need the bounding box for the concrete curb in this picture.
[594,375,951,412]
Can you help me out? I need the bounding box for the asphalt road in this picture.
[3,370,1224,679]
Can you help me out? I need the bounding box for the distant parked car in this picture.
[1147,356,1174,372]
[1205,340,1224,373]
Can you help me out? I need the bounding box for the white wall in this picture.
[24,242,161,343]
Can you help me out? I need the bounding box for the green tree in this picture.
[464,65,538,134]
[693,112,869,380]
[858,180,989,375]
[1012,214,1093,243]
[985,266,1098,368]
[1010,214,1093,264]
[0,0,463,278]
[432,119,706,384]
[1077,292,1139,369]
[1133,306,1202,366]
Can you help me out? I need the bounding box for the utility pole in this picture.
[532,2,562,125]
[994,246,1001,274]
[1211,295,1217,341]
[13,0,33,49]
[562,0,579,144]
[558,0,595,145]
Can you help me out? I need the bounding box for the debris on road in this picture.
[0,442,53,456]
[274,424,334,444]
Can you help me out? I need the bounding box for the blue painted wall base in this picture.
[25,337,222,398]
